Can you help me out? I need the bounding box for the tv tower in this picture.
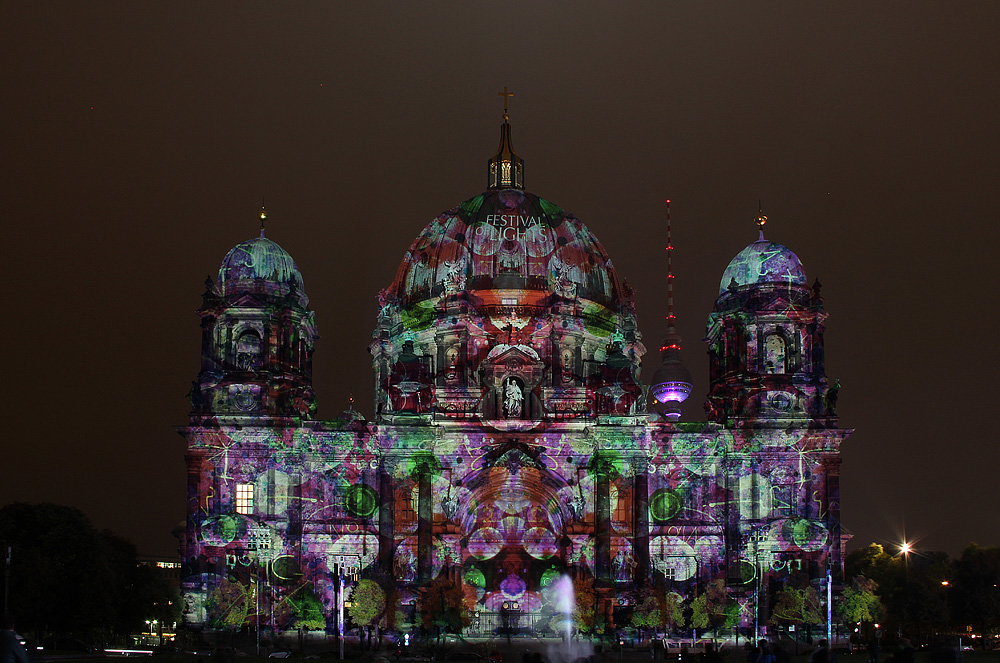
[650,199,693,420]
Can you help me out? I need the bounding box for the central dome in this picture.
[390,189,623,308]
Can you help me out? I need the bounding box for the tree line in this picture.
[0,503,180,646]
[839,543,1000,647]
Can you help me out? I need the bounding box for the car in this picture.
[269,651,293,658]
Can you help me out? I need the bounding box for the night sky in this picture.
[5,2,998,559]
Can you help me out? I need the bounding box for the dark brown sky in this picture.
[4,2,998,558]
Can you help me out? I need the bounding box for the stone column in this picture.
[595,463,611,582]
[632,456,649,582]
[378,459,396,575]
[417,468,432,581]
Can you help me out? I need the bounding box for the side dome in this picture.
[719,232,807,294]
[217,235,308,306]
[389,189,623,307]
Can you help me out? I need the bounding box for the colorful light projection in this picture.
[181,198,847,636]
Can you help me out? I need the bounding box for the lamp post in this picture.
[941,581,950,636]
[898,542,912,638]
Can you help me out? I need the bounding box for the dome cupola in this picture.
[718,212,806,295]
[217,213,308,306]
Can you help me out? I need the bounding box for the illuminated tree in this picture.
[290,586,326,630]
[690,580,738,636]
[350,578,386,647]
[837,576,883,625]
[207,578,252,629]
[770,585,822,628]
[845,543,895,582]
[572,576,599,634]
[664,591,685,631]
[631,584,663,638]
[629,584,685,636]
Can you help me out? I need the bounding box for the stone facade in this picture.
[178,138,849,637]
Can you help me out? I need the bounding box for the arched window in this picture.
[763,333,787,374]
[235,330,261,370]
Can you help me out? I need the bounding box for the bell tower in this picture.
[704,211,834,426]
[190,209,319,420]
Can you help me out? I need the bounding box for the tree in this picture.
[952,544,1000,646]
[847,542,956,642]
[207,578,252,629]
[689,595,709,631]
[845,543,896,583]
[419,576,469,638]
[572,576,599,634]
[631,584,663,639]
[0,502,177,644]
[289,585,326,630]
[691,579,738,637]
[349,578,386,647]
[664,592,685,631]
[770,585,822,628]
[837,576,883,624]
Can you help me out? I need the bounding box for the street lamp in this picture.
[897,542,913,638]
[941,581,950,635]
[898,542,912,581]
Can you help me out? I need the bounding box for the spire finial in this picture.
[498,86,514,121]
[756,200,767,239]
[259,201,268,239]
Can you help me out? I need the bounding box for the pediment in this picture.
[226,291,274,308]
[485,343,541,367]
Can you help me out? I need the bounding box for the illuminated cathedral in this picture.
[178,105,849,638]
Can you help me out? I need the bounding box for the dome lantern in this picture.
[487,87,524,190]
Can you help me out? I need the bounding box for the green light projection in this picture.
[649,488,683,523]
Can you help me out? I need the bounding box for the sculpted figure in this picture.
[504,378,523,418]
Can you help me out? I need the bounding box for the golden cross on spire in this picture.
[498,86,514,119]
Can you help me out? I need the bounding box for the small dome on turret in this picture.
[719,230,807,295]
[217,233,308,306]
